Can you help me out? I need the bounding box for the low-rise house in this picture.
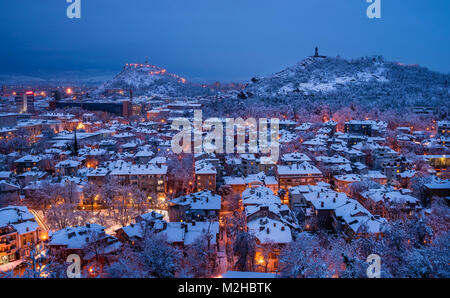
[134,148,154,164]
[14,155,43,174]
[112,132,135,143]
[55,159,82,176]
[0,171,13,181]
[373,146,398,169]
[245,173,278,194]
[0,182,20,207]
[424,179,450,200]
[300,188,387,237]
[363,171,388,185]
[381,156,414,182]
[223,176,246,194]
[242,187,281,207]
[121,142,138,154]
[79,148,107,169]
[245,203,298,231]
[247,217,292,272]
[315,155,353,180]
[305,190,349,230]
[334,174,361,195]
[224,172,278,195]
[333,200,387,237]
[362,188,421,218]
[281,152,311,165]
[224,156,243,176]
[48,223,121,266]
[422,155,449,178]
[398,170,416,189]
[437,120,449,137]
[99,139,118,152]
[115,211,165,244]
[195,160,217,192]
[159,221,220,249]
[168,190,221,222]
[288,183,332,212]
[343,148,366,164]
[352,162,368,175]
[241,154,258,175]
[87,167,110,185]
[17,169,47,188]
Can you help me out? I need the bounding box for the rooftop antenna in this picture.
[145,56,149,65]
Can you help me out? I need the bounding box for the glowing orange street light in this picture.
[66,88,73,95]
[39,231,49,241]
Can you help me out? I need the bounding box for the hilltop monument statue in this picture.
[311,46,326,58]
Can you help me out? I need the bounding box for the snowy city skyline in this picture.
[0,0,448,284]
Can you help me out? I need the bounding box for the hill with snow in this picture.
[234,55,449,111]
[98,63,215,97]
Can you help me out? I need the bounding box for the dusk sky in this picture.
[1,0,449,82]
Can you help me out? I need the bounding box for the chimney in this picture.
[281,226,285,231]
[321,201,324,208]
[260,226,265,232]
[266,228,270,234]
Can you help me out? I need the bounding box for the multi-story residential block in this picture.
[0,206,45,269]
[110,162,168,200]
[276,162,323,193]
[15,92,35,114]
[344,120,387,137]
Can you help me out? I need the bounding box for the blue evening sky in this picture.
[0,0,449,82]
